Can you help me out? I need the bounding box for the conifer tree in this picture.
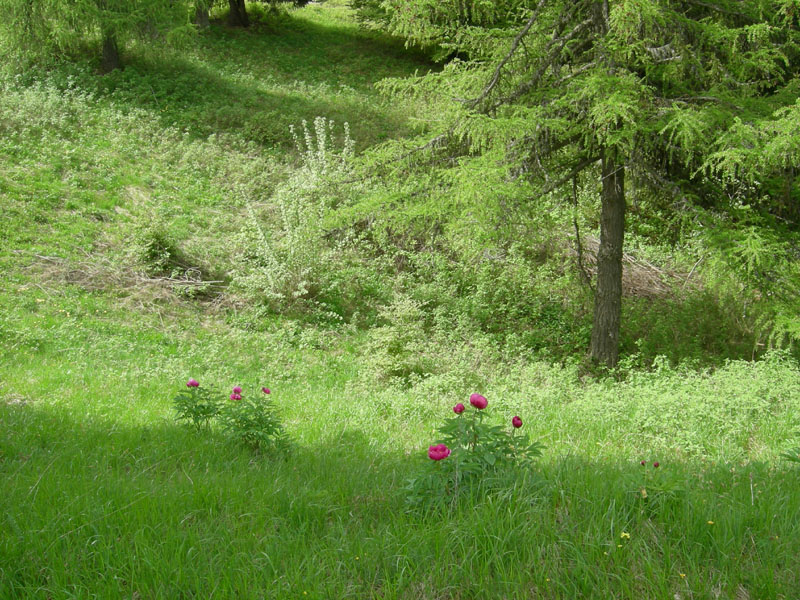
[0,0,192,70]
[372,0,800,366]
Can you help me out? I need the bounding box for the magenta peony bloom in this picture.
[653,461,660,468]
[512,415,523,428]
[453,403,465,414]
[186,379,200,388]
[230,393,242,401]
[469,393,488,410]
[262,387,271,394]
[232,386,242,394]
[428,444,451,461]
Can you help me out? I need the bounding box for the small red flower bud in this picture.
[262,387,271,394]
[640,460,646,466]
[653,462,659,468]
[469,393,488,410]
[512,416,523,428]
[453,403,465,414]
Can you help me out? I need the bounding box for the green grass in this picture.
[2,1,800,598]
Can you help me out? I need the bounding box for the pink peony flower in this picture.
[512,415,523,428]
[186,379,200,388]
[428,444,451,461]
[453,403,465,414]
[230,393,242,401]
[469,393,488,410]
[262,387,271,394]
[232,386,242,394]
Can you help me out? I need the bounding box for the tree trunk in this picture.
[227,0,249,27]
[101,31,122,72]
[195,4,210,29]
[590,150,625,367]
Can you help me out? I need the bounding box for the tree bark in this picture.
[195,4,210,29]
[101,31,122,72]
[227,0,249,27]
[590,150,625,367]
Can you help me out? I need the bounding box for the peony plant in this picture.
[435,393,542,472]
[173,378,222,430]
[406,393,543,509]
[174,379,287,453]
[219,385,288,452]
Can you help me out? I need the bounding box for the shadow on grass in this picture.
[61,11,439,152]
[4,400,800,599]
[619,290,793,368]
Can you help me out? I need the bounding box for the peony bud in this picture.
[230,393,242,401]
[512,415,522,428]
[232,386,242,394]
[186,379,200,388]
[469,393,488,410]
[653,462,659,468]
[262,387,271,394]
[453,403,465,414]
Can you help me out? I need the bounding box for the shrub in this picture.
[364,294,436,384]
[132,217,180,277]
[233,117,355,312]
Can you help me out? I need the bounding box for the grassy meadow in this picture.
[2,1,800,598]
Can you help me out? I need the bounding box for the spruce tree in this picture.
[0,0,192,70]
[371,0,800,366]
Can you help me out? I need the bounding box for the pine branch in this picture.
[490,17,596,112]
[467,0,550,110]
[540,156,599,196]
[551,61,596,87]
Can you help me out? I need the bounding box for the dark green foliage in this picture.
[173,383,288,453]
[351,0,392,29]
